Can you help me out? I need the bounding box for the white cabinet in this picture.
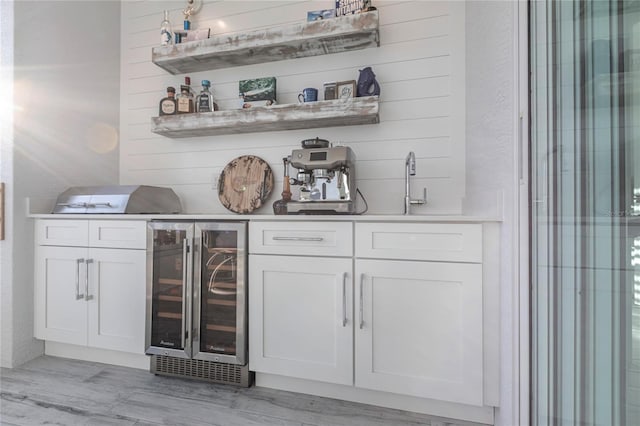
[249,221,354,385]
[354,259,483,406]
[249,220,496,410]
[34,219,147,354]
[354,222,485,405]
[249,255,353,385]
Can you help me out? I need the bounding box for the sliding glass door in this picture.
[530,1,640,424]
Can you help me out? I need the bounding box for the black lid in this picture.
[166,86,176,93]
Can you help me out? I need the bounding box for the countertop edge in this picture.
[27,213,503,222]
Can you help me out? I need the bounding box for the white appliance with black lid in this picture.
[52,185,182,214]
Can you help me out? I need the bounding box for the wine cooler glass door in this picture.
[146,222,194,359]
[193,222,247,364]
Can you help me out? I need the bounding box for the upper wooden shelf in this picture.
[151,96,380,138]
[151,11,380,74]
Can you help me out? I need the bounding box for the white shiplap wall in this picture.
[120,0,465,215]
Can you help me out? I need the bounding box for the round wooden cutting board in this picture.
[218,155,274,214]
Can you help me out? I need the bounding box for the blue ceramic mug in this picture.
[298,88,318,103]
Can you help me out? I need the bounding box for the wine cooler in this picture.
[145,221,251,386]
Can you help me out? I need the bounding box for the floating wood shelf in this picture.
[151,11,379,74]
[151,96,379,138]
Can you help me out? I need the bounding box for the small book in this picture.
[335,0,371,17]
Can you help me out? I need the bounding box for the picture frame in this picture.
[336,80,356,99]
[239,77,277,108]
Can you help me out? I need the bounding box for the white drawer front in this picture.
[89,220,147,249]
[36,220,89,246]
[356,223,482,263]
[249,221,352,257]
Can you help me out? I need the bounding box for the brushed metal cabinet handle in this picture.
[76,258,85,300]
[84,259,94,301]
[342,272,348,327]
[359,274,365,329]
[272,236,324,242]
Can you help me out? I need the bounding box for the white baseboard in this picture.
[256,373,495,425]
[45,342,149,370]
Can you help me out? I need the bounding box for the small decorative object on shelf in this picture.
[196,80,218,112]
[335,0,372,17]
[307,9,336,21]
[177,76,195,114]
[160,10,173,46]
[356,66,381,97]
[159,86,177,116]
[182,0,202,29]
[239,77,277,108]
[323,82,337,100]
[336,80,356,99]
[298,88,318,103]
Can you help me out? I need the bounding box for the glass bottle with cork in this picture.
[177,76,195,114]
[196,80,219,113]
[159,86,177,116]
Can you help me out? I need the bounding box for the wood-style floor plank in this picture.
[0,356,484,426]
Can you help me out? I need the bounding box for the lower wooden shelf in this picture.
[151,96,379,138]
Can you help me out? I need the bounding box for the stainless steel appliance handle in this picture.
[359,274,364,329]
[57,202,88,208]
[76,258,85,300]
[84,259,94,301]
[272,236,324,242]
[86,202,112,208]
[342,272,348,327]
[181,239,188,350]
[185,239,193,356]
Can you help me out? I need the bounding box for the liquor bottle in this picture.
[159,87,177,116]
[177,77,195,114]
[196,80,219,112]
[160,10,173,46]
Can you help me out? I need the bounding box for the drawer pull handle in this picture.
[272,236,324,242]
[84,259,94,301]
[359,274,365,329]
[342,272,348,327]
[76,258,85,300]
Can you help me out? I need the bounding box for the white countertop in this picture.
[28,212,501,222]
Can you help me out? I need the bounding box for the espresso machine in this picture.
[283,138,357,214]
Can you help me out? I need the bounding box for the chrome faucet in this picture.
[404,151,427,214]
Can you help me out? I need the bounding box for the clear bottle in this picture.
[177,77,194,114]
[160,10,173,46]
[196,80,219,112]
[159,86,177,116]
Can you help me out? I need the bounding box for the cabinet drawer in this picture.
[36,219,89,246]
[249,221,352,257]
[356,223,482,263]
[89,220,147,249]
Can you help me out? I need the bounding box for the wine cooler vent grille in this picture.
[151,355,252,387]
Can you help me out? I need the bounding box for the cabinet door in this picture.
[34,245,88,345]
[355,259,483,406]
[86,248,146,353]
[249,255,353,385]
